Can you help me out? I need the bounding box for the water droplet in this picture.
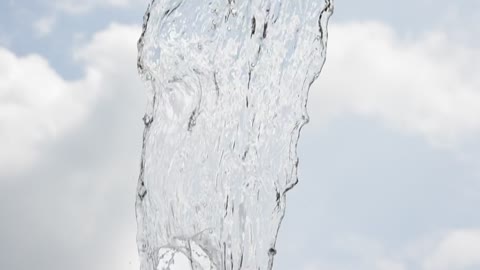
[143,114,153,126]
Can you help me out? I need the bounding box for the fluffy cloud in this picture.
[0,23,143,269]
[310,21,480,147]
[0,48,92,174]
[0,23,140,176]
[423,229,480,270]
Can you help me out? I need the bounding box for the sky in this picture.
[1,0,479,270]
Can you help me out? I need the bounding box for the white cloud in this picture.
[0,23,143,270]
[423,229,480,270]
[0,23,141,176]
[33,15,56,37]
[0,48,92,174]
[310,21,480,147]
[74,23,140,82]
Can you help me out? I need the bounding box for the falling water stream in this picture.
[136,1,333,269]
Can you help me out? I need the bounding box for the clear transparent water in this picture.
[136,1,333,269]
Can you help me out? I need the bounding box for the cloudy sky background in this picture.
[1,0,479,269]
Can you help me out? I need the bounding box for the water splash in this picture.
[136,1,333,269]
